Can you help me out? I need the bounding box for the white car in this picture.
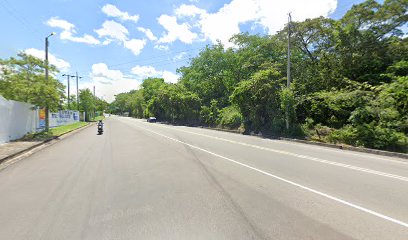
[147,117,157,123]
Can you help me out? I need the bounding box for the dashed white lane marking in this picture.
[138,121,408,182]
[134,123,408,229]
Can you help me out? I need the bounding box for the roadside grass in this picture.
[20,122,88,141]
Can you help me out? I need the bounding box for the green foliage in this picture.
[0,52,65,111]
[330,124,407,152]
[79,89,95,121]
[231,67,285,133]
[200,99,219,125]
[280,87,296,129]
[217,105,243,129]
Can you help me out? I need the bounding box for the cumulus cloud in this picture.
[46,17,100,45]
[175,4,207,17]
[88,63,140,102]
[137,27,157,41]
[102,4,140,23]
[161,71,179,83]
[131,65,179,83]
[172,0,337,47]
[123,39,147,56]
[24,48,71,72]
[173,52,188,61]
[157,15,197,44]
[95,21,146,56]
[91,63,123,83]
[95,20,129,42]
[154,44,170,51]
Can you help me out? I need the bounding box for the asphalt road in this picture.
[0,116,407,240]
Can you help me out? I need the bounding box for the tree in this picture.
[79,89,95,121]
[231,67,286,133]
[0,52,65,111]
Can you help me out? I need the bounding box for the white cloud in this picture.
[172,0,337,47]
[102,4,140,23]
[95,20,129,42]
[88,63,140,102]
[256,0,337,33]
[175,4,207,17]
[157,15,197,44]
[173,52,187,61]
[162,71,179,83]
[131,65,179,83]
[123,39,147,56]
[24,48,71,72]
[46,17,100,45]
[137,27,157,41]
[154,44,170,51]
[131,65,162,78]
[91,63,123,82]
[95,21,146,56]
[46,17,74,31]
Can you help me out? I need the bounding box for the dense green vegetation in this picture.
[110,0,407,152]
[0,53,65,111]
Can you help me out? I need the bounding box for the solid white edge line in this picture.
[133,123,408,229]
[140,120,408,182]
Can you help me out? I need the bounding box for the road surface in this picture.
[0,116,407,239]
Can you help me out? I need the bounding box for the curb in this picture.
[202,127,408,160]
[278,137,408,160]
[0,122,93,165]
[157,121,407,160]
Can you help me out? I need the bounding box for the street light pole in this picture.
[62,74,70,109]
[286,13,292,131]
[62,74,76,109]
[45,32,56,132]
[93,85,96,120]
[75,72,82,111]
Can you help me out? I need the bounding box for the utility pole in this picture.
[44,32,55,132]
[287,13,292,87]
[286,13,292,131]
[62,74,75,109]
[75,72,83,111]
[93,85,96,120]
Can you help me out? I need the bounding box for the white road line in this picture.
[262,138,408,164]
[148,120,408,164]
[133,123,408,229]
[135,121,408,182]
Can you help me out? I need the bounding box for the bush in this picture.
[217,105,243,129]
[329,124,408,152]
[200,99,219,125]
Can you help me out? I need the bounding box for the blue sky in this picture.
[0,0,369,102]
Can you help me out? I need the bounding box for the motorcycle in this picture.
[97,121,104,135]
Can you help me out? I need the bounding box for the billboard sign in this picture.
[39,108,46,128]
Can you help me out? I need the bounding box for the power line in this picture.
[0,0,43,40]
[107,46,203,68]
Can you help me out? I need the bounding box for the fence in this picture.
[0,95,81,144]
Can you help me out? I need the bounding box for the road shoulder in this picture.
[0,122,93,169]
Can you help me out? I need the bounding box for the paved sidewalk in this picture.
[0,141,43,163]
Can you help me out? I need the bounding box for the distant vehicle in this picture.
[97,120,104,135]
[147,117,157,123]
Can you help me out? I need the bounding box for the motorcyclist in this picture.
[97,120,104,134]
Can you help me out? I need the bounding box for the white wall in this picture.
[49,110,80,128]
[0,96,38,144]
[0,96,81,144]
